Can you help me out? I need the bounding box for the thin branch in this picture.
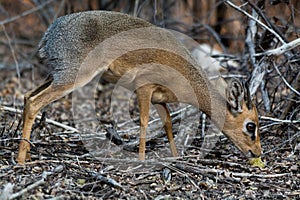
[255,38,300,56]
[117,105,194,132]
[273,63,300,96]
[163,164,200,190]
[202,24,227,53]
[133,0,139,17]
[280,71,300,119]
[264,131,300,154]
[0,106,80,133]
[0,0,55,26]
[224,0,286,44]
[175,163,291,179]
[90,171,123,189]
[260,116,300,124]
[260,79,271,112]
[248,0,289,45]
[245,5,258,66]
[1,24,20,87]
[249,60,266,96]
[9,165,64,200]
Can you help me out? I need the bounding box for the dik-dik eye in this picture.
[245,122,257,141]
[246,122,256,133]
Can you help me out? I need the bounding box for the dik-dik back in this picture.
[39,11,153,86]
[17,11,262,164]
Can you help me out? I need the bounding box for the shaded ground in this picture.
[1,1,300,199]
[0,68,299,199]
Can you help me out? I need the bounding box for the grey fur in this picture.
[38,11,152,85]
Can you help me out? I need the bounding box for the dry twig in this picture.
[0,106,80,133]
[8,165,64,200]
[255,38,300,56]
[0,0,55,26]
[175,163,290,179]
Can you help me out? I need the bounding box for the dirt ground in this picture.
[1,63,299,199]
[1,1,300,199]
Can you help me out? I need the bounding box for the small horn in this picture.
[244,79,253,110]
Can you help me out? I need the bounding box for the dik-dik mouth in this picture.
[246,150,261,158]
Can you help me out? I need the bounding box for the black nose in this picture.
[249,150,260,158]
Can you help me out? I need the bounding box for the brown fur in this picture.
[17,11,262,164]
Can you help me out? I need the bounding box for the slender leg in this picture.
[155,103,178,157]
[136,85,154,160]
[17,79,73,164]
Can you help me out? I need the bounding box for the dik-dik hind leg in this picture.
[17,79,74,164]
[154,103,178,157]
[136,86,154,160]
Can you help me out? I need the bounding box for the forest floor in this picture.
[1,1,300,199]
[0,68,299,199]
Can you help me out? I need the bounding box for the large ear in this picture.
[226,78,244,113]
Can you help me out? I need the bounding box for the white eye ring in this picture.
[243,119,257,140]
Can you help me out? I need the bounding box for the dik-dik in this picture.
[17,11,262,164]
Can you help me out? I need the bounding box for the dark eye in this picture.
[246,122,256,133]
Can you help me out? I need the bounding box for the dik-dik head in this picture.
[222,79,262,158]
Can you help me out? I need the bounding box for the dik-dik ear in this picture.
[226,78,244,113]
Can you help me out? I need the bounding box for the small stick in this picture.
[0,106,80,133]
[0,0,55,26]
[175,164,290,179]
[9,165,64,200]
[273,63,300,96]
[255,38,300,56]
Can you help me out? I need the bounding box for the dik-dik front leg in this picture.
[17,79,73,164]
[17,93,39,164]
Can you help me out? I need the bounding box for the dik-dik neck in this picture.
[184,65,227,130]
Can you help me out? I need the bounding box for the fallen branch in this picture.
[64,161,123,189]
[175,157,251,171]
[175,164,290,179]
[9,165,64,200]
[255,37,300,56]
[163,164,200,190]
[91,172,123,189]
[0,106,80,133]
